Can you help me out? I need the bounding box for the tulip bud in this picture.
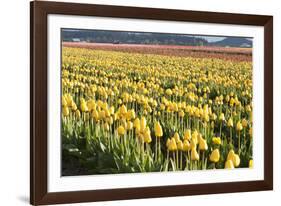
[154,121,163,137]
[174,132,180,143]
[191,130,198,145]
[177,140,183,151]
[140,117,147,132]
[242,118,248,128]
[227,118,233,127]
[117,125,126,136]
[182,140,190,152]
[219,113,225,121]
[225,160,234,169]
[199,138,208,151]
[144,127,152,143]
[168,138,177,151]
[236,121,243,131]
[126,121,133,130]
[249,159,253,168]
[184,129,191,140]
[210,149,220,163]
[212,137,221,145]
[191,148,199,161]
[62,106,69,116]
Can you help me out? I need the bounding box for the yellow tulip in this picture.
[126,121,133,130]
[225,160,234,169]
[249,159,253,168]
[168,138,177,151]
[120,104,127,114]
[182,140,190,152]
[177,140,183,151]
[210,149,220,163]
[80,101,88,112]
[62,96,67,106]
[179,110,185,117]
[109,106,115,115]
[154,121,163,137]
[191,130,198,145]
[227,150,240,167]
[166,89,172,96]
[232,154,240,167]
[140,117,147,131]
[126,109,136,120]
[212,137,221,145]
[184,129,191,140]
[227,150,235,160]
[71,102,77,111]
[227,118,233,127]
[219,113,225,121]
[117,125,126,136]
[62,106,69,116]
[191,148,199,161]
[199,138,208,151]
[144,127,152,143]
[99,110,106,119]
[190,138,197,150]
[242,118,248,128]
[236,121,243,131]
[174,132,180,143]
[91,110,99,121]
[133,118,140,129]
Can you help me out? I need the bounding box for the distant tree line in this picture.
[62,30,208,46]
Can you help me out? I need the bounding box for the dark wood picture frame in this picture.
[30,1,273,205]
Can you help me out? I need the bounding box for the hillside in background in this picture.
[210,37,252,47]
[62,30,208,46]
[62,30,252,48]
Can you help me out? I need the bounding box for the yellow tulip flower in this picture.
[199,138,208,151]
[174,132,180,143]
[80,101,88,112]
[236,121,243,131]
[219,113,225,121]
[242,118,248,128]
[166,89,172,96]
[182,140,190,152]
[168,138,177,151]
[249,159,253,168]
[144,127,152,143]
[177,140,183,151]
[154,121,163,137]
[191,148,199,161]
[120,104,127,115]
[117,125,126,136]
[191,130,198,145]
[225,159,234,169]
[227,150,240,167]
[210,149,220,163]
[140,116,147,131]
[126,121,133,130]
[184,129,191,140]
[62,106,69,116]
[212,137,221,145]
[227,118,233,127]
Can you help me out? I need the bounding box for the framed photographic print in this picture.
[30,1,273,205]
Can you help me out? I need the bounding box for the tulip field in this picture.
[61,44,253,176]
